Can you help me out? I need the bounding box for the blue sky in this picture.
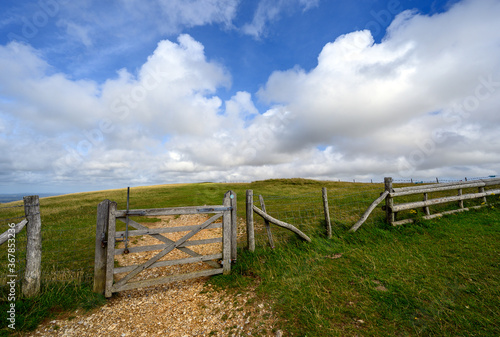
[1,0,499,194]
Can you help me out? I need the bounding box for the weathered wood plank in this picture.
[22,196,42,298]
[115,221,221,237]
[114,237,222,255]
[0,219,27,246]
[259,195,275,249]
[385,178,394,224]
[392,205,484,226]
[246,190,255,252]
[391,189,500,213]
[114,254,222,274]
[112,268,224,293]
[115,206,231,217]
[349,191,389,232]
[93,200,110,294]
[322,187,332,239]
[253,205,312,242]
[114,213,222,288]
[104,201,117,298]
[391,178,500,195]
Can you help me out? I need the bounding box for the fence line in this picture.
[384,177,500,226]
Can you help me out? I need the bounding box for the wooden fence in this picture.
[94,191,237,297]
[0,195,42,298]
[245,190,319,251]
[385,177,500,226]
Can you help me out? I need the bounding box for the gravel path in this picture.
[23,214,283,336]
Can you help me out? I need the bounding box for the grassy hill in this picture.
[0,179,499,336]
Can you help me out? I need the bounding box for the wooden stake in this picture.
[246,190,255,252]
[322,187,332,239]
[22,195,42,298]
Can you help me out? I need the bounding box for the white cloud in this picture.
[117,0,239,34]
[1,0,500,193]
[242,0,319,39]
[257,0,500,177]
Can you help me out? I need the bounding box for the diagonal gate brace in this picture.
[117,217,221,268]
[114,213,222,288]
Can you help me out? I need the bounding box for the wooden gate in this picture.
[93,191,237,297]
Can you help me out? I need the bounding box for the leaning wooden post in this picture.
[384,177,394,225]
[322,187,332,239]
[246,190,255,252]
[94,200,110,294]
[229,191,237,261]
[22,195,42,298]
[222,191,232,274]
[259,195,275,249]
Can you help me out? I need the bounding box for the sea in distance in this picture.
[0,193,62,204]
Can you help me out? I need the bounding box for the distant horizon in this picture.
[1,174,497,199]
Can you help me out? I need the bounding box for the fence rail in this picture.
[384,177,500,226]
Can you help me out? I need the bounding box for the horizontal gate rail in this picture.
[114,206,231,217]
[114,237,222,255]
[115,221,222,237]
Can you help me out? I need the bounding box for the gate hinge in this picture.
[101,232,107,248]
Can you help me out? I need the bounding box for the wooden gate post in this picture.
[246,190,255,252]
[222,191,232,275]
[322,187,332,239]
[22,195,42,298]
[229,191,237,261]
[105,201,117,298]
[384,177,394,225]
[94,199,110,294]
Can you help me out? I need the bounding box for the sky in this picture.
[0,0,499,194]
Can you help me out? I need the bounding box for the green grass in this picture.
[0,178,499,335]
[211,206,500,336]
[0,282,105,336]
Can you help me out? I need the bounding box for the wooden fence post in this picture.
[479,186,487,203]
[322,187,332,239]
[94,199,110,294]
[246,190,255,252]
[384,177,394,225]
[423,193,430,216]
[229,191,237,261]
[22,195,42,298]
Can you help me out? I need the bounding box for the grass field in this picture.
[0,178,499,336]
